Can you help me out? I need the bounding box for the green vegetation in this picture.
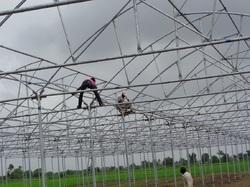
[1,150,250,187]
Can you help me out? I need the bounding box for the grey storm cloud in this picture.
[0,0,249,111]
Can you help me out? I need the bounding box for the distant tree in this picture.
[222,153,230,162]
[247,150,250,157]
[109,166,116,171]
[7,164,14,176]
[8,164,14,171]
[211,155,219,163]
[95,167,101,173]
[46,171,54,179]
[217,150,230,162]
[179,158,187,165]
[33,168,41,178]
[201,153,209,163]
[87,166,91,172]
[145,161,153,167]
[243,153,248,160]
[189,153,197,164]
[238,153,244,160]
[10,166,23,179]
[157,159,162,166]
[141,160,147,167]
[162,157,173,166]
[66,170,74,175]
[217,150,224,157]
[24,170,32,178]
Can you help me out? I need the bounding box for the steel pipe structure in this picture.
[1,0,250,187]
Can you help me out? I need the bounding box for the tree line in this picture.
[2,150,250,179]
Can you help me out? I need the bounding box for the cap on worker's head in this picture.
[90,77,96,82]
[180,166,186,174]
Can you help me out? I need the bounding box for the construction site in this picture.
[0,0,250,186]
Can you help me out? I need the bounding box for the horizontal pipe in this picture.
[0,36,249,76]
[0,0,92,16]
[0,69,250,103]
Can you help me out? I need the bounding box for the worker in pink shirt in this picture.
[73,77,103,108]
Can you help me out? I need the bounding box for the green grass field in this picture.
[1,160,250,187]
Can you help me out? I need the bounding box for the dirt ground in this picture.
[199,174,250,187]
[72,173,250,187]
[160,173,250,187]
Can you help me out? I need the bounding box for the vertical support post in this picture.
[245,139,250,175]
[234,137,242,178]
[191,145,197,177]
[207,130,215,184]
[38,158,41,183]
[5,157,8,187]
[121,113,132,187]
[143,145,148,187]
[184,124,191,171]
[51,157,55,187]
[146,152,151,179]
[79,140,85,187]
[100,141,105,187]
[202,147,208,175]
[169,123,177,187]
[0,152,3,187]
[196,128,205,186]
[148,117,158,187]
[113,153,118,187]
[230,136,237,180]
[240,138,246,176]
[25,71,32,187]
[163,150,168,184]
[223,135,230,183]
[22,150,27,187]
[75,151,80,186]
[62,155,66,187]
[0,129,2,186]
[37,93,46,187]
[116,152,121,187]
[57,145,61,187]
[216,133,223,184]
[27,146,32,187]
[131,151,136,186]
[88,107,96,187]
[103,149,107,186]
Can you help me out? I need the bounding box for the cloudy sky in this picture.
[1,0,250,172]
[1,4,249,106]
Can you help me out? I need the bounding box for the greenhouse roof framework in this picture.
[0,0,250,177]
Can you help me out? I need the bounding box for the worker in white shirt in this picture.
[116,92,133,114]
[180,167,193,187]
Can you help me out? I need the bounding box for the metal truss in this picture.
[1,0,250,186]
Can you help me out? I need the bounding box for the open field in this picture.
[2,160,250,187]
